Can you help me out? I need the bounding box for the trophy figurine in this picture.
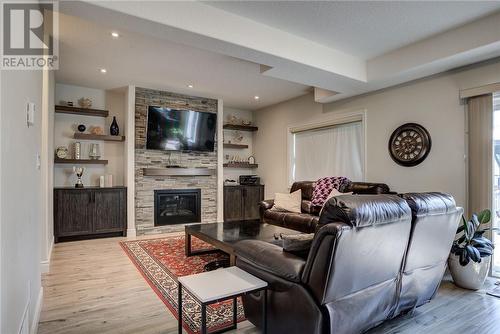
[73,166,85,188]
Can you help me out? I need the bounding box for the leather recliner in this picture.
[259,181,392,233]
[235,193,462,334]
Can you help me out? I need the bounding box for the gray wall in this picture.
[254,60,500,208]
[1,70,43,333]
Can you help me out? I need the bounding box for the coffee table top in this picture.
[178,266,267,303]
[185,221,302,247]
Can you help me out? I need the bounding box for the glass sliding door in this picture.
[492,92,500,276]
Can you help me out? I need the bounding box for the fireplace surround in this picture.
[154,189,201,226]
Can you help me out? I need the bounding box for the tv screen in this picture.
[146,106,217,152]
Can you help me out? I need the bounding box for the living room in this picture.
[2,1,500,334]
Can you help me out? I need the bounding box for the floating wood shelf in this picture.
[74,133,125,142]
[223,143,248,149]
[223,124,258,131]
[54,158,108,165]
[55,105,109,117]
[143,167,215,177]
[223,163,258,168]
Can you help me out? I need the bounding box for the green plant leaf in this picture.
[477,209,491,224]
[462,217,471,241]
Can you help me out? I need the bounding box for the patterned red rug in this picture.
[120,236,245,334]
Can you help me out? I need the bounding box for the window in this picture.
[290,121,364,184]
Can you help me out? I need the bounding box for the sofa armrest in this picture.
[260,199,274,210]
[259,199,274,220]
[234,239,306,283]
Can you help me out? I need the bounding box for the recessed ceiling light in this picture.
[99,68,107,74]
[254,95,260,100]
[111,32,119,38]
[187,84,194,88]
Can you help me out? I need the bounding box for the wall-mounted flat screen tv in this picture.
[146,106,217,152]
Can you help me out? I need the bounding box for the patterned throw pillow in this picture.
[311,176,351,207]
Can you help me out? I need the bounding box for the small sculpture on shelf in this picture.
[242,120,252,126]
[232,130,243,143]
[59,100,74,107]
[73,166,85,188]
[90,126,104,135]
[227,114,238,125]
[78,97,92,108]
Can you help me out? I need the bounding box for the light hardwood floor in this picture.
[39,236,500,334]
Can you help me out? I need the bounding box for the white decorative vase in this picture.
[448,253,490,290]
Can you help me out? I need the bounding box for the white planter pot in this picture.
[448,253,490,290]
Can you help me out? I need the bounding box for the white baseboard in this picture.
[127,228,137,238]
[30,287,43,334]
[40,236,54,274]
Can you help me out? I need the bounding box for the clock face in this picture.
[389,123,431,167]
[56,147,68,159]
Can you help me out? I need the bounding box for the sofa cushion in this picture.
[283,213,319,233]
[234,240,306,283]
[345,182,390,195]
[291,181,316,200]
[399,192,456,216]
[263,209,287,225]
[301,200,320,215]
[282,233,315,254]
[311,177,351,207]
[273,189,302,213]
[319,194,411,228]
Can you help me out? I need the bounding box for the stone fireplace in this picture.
[135,87,219,235]
[154,189,201,226]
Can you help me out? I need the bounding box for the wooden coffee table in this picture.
[185,221,302,266]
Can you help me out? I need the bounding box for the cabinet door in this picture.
[224,187,243,221]
[55,190,93,236]
[94,189,126,233]
[243,186,264,220]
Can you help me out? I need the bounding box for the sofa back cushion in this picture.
[302,194,412,333]
[290,181,316,200]
[289,180,391,201]
[345,182,391,194]
[395,192,462,314]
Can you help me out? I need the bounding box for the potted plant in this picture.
[448,209,495,290]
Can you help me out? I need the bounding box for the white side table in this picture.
[178,266,268,334]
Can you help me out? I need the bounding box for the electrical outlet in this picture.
[26,102,35,127]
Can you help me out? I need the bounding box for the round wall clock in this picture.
[388,123,431,167]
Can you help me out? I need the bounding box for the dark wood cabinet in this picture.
[224,185,264,221]
[54,187,127,242]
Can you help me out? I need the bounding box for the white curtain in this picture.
[292,121,363,183]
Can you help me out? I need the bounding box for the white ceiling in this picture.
[58,1,500,106]
[205,1,500,59]
[55,13,309,110]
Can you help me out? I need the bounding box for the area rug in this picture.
[120,236,245,334]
